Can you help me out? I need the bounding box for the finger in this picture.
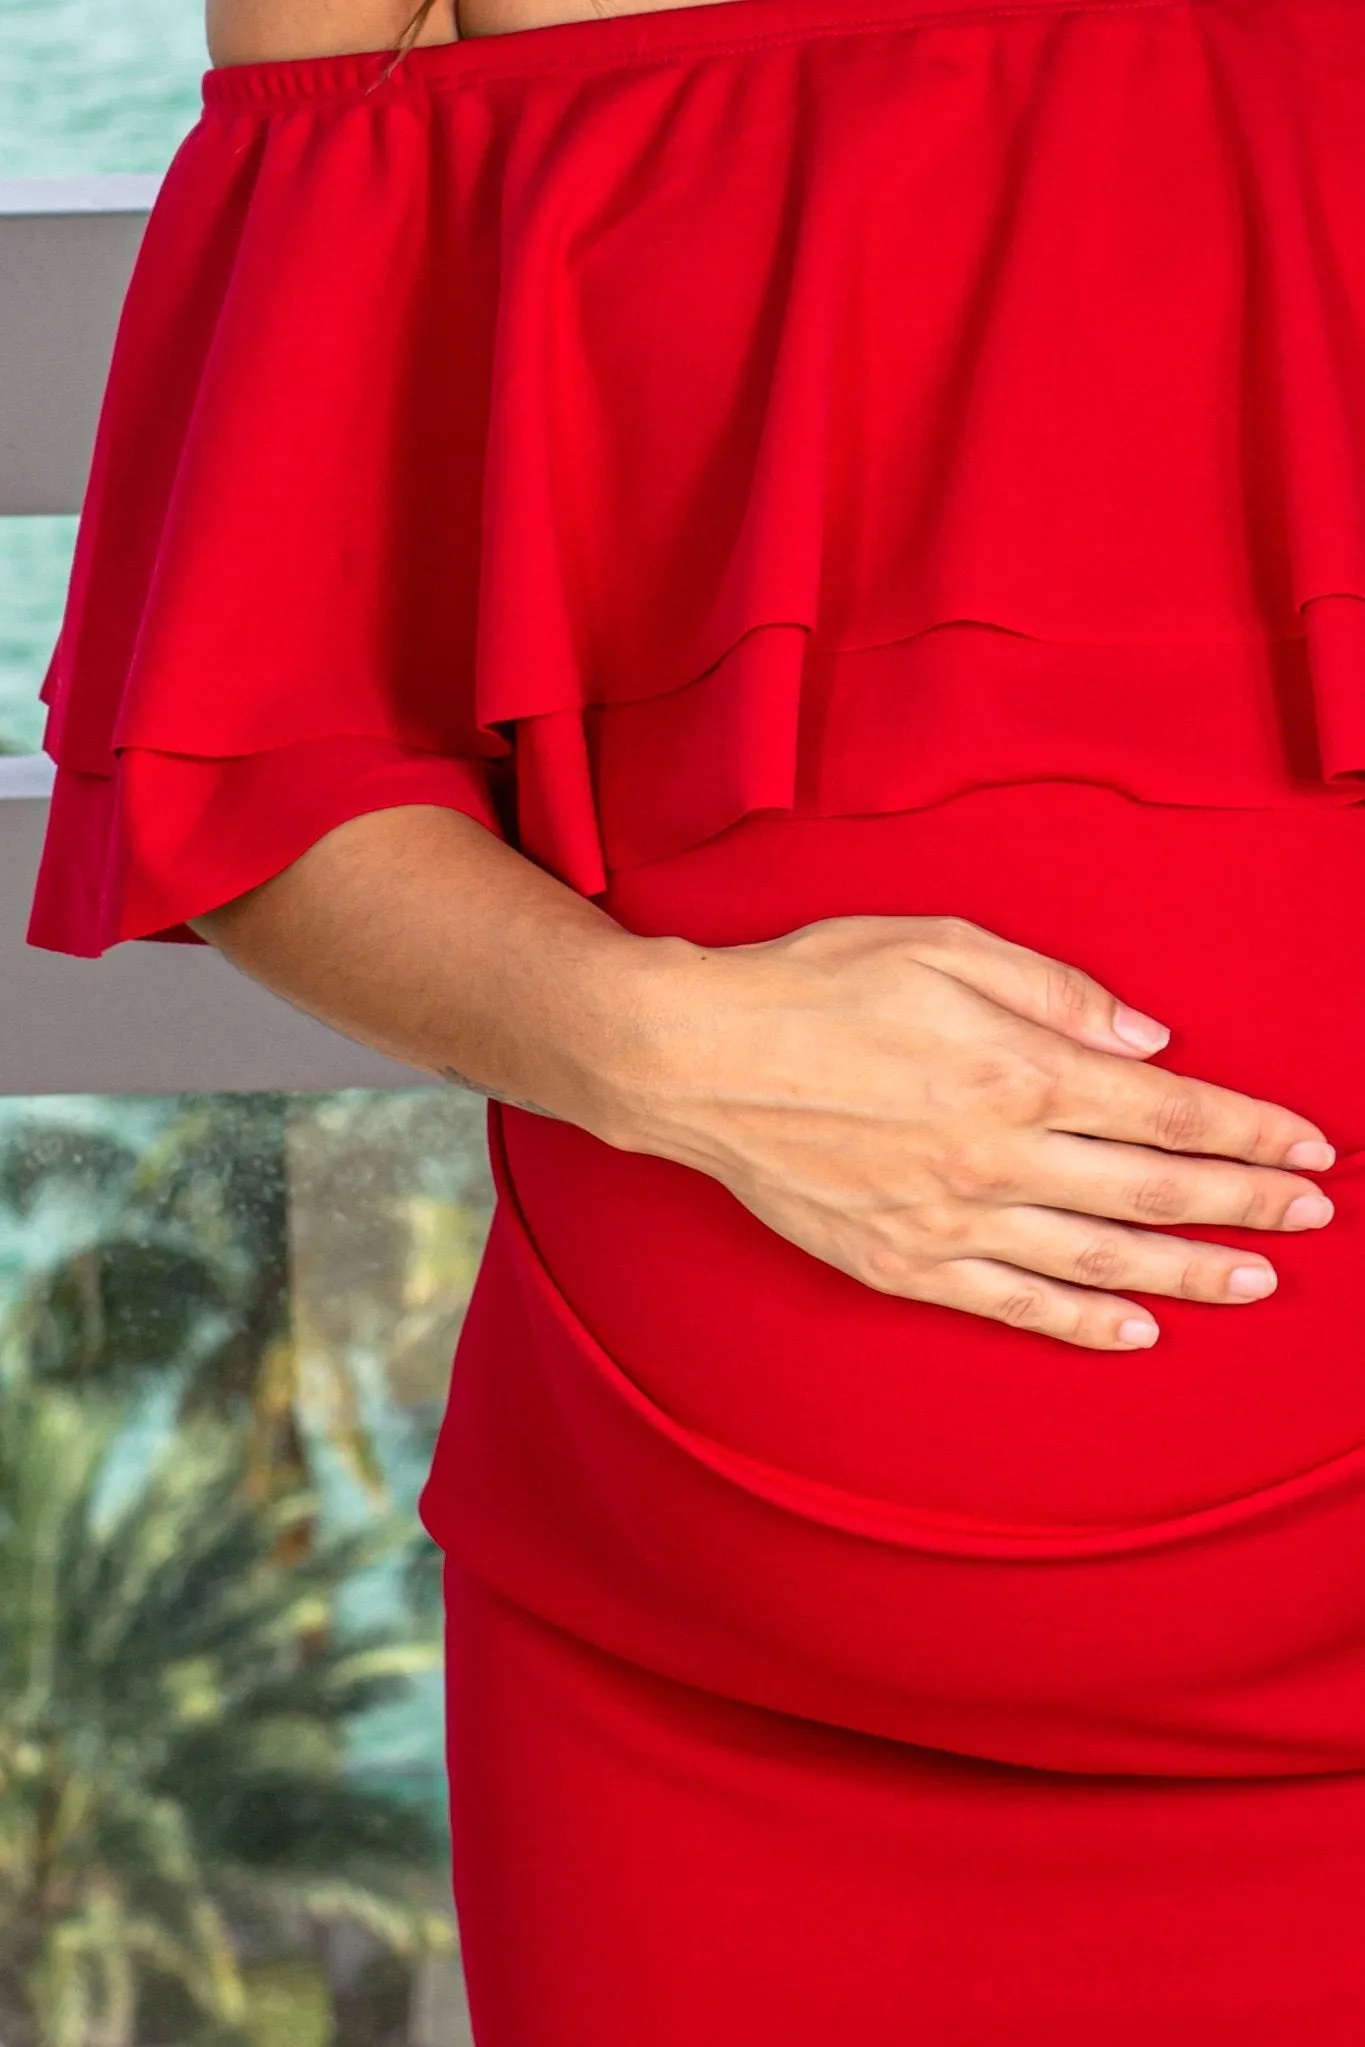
[996,1131,1335,1235]
[908,916,1173,1058]
[1049,1040,1336,1171]
[908,1254,1160,1352]
[978,1205,1279,1307]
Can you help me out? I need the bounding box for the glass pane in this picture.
[0,1085,490,2045]
[0,0,205,178]
[0,517,75,757]
[2,0,213,754]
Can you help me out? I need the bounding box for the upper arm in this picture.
[205,0,456,67]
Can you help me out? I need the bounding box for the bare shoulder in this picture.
[206,0,457,68]
[459,0,743,27]
[206,0,744,67]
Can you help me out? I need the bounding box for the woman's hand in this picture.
[610,915,1337,1352]
[186,811,1334,1354]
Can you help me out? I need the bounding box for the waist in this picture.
[507,785,1365,1529]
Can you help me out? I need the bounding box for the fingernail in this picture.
[1284,1140,1336,1171]
[1227,1265,1277,1300]
[1117,1318,1159,1348]
[1112,1004,1171,1052]
[1284,1194,1334,1230]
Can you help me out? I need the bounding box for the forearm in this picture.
[187,805,692,1141]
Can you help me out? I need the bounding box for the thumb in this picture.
[913,919,1172,1059]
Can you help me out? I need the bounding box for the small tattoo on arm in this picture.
[437,1066,562,1120]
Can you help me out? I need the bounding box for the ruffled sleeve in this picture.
[27,54,512,957]
[30,3,1365,956]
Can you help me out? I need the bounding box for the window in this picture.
[1,8,485,2037]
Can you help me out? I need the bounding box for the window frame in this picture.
[1,180,437,1098]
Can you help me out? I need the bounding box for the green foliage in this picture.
[0,1087,492,1503]
[0,1097,288,1400]
[0,1091,489,2039]
[240,1959,332,2047]
[0,1372,450,2047]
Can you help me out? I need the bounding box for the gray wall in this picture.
[2,794,439,1097]
[1,177,438,1099]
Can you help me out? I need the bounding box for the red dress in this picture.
[27,0,1365,2036]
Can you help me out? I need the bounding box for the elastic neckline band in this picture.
[202,0,1188,107]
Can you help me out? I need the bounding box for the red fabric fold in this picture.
[28,737,505,956]
[423,1102,1365,1780]
[27,0,1365,954]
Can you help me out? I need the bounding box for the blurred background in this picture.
[1,4,493,2037]
[2,0,210,759]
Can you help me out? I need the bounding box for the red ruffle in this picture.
[28,0,1365,955]
[28,739,506,956]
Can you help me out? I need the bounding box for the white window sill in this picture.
[0,754,55,799]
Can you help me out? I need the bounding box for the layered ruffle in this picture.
[28,0,1365,955]
[30,742,506,953]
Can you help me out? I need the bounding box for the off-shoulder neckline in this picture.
[201,0,1181,105]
